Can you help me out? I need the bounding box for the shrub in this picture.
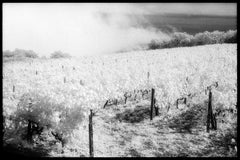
[148,40,161,50]
[50,51,71,59]
[171,32,194,47]
[4,92,84,150]
[194,31,213,45]
[3,50,15,58]
[23,50,39,58]
[12,48,39,58]
[147,29,237,50]
[3,49,39,63]
[224,30,237,43]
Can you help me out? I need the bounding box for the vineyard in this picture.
[3,43,237,157]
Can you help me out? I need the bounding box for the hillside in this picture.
[3,44,237,157]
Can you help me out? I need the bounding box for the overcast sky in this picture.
[3,3,237,56]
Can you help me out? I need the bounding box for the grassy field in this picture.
[3,43,237,157]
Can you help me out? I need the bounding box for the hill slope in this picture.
[3,44,237,157]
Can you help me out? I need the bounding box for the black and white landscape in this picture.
[2,3,237,157]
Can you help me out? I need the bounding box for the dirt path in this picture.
[87,101,214,157]
[56,100,236,157]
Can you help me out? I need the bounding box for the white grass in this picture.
[3,43,237,157]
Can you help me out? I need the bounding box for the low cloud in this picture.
[2,4,170,57]
[3,3,235,57]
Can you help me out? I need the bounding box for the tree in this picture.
[50,51,71,59]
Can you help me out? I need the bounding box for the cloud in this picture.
[3,3,171,57]
[3,3,236,57]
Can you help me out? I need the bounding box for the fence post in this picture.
[209,89,217,130]
[27,120,33,142]
[167,103,170,112]
[184,97,187,104]
[103,100,108,109]
[176,99,179,109]
[124,96,127,104]
[150,88,155,120]
[213,113,217,130]
[154,98,159,116]
[207,88,213,132]
[147,72,150,85]
[13,85,15,93]
[89,109,94,157]
[64,77,66,83]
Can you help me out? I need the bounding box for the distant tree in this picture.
[24,50,39,58]
[148,40,161,50]
[50,51,71,59]
[11,48,38,58]
[209,30,225,44]
[147,29,237,51]
[40,55,47,59]
[194,31,215,45]
[172,32,193,47]
[3,50,14,58]
[3,49,38,62]
[224,30,237,43]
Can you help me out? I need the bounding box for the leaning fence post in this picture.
[150,88,155,120]
[103,100,108,109]
[89,109,94,157]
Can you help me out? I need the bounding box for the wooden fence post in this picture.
[27,120,33,142]
[89,109,94,157]
[64,77,66,83]
[103,100,108,109]
[209,90,217,130]
[167,102,170,112]
[176,99,179,109]
[184,97,187,104]
[154,98,159,116]
[207,88,216,132]
[13,85,15,93]
[150,88,155,120]
[213,113,217,130]
[124,96,127,104]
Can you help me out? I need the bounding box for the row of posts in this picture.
[11,86,217,157]
[149,87,217,133]
[11,76,217,158]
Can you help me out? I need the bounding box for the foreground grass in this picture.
[3,94,237,157]
[3,44,237,157]
[58,99,236,157]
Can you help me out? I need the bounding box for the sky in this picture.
[2,3,237,57]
